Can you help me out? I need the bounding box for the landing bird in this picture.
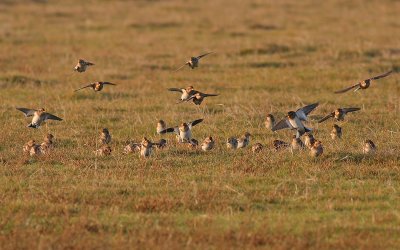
[16,108,63,128]
[159,119,204,143]
[363,140,376,154]
[272,103,319,138]
[100,128,111,144]
[181,92,219,105]
[310,140,323,157]
[201,136,215,151]
[167,86,198,102]
[318,107,360,123]
[252,143,263,153]
[334,70,392,94]
[265,114,275,130]
[74,59,94,73]
[174,52,213,71]
[74,82,116,92]
[330,124,342,140]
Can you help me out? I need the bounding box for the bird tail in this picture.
[28,123,37,128]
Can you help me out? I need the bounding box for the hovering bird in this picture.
[100,128,112,144]
[167,86,198,102]
[237,132,251,149]
[265,114,275,130]
[252,143,263,153]
[174,52,213,71]
[74,59,94,73]
[310,140,323,157]
[201,136,215,151]
[330,124,342,140]
[159,119,203,143]
[16,108,63,128]
[182,92,219,105]
[334,70,392,94]
[272,103,319,138]
[363,140,376,154]
[74,82,116,92]
[318,108,360,123]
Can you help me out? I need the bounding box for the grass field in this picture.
[1,0,400,249]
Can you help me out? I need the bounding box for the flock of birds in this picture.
[18,54,393,158]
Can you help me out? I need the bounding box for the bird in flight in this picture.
[174,52,213,71]
[334,70,392,94]
[318,107,360,123]
[74,59,94,73]
[16,108,63,128]
[74,82,116,92]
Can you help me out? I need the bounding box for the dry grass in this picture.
[0,0,400,249]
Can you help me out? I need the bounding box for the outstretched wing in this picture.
[168,88,184,93]
[188,119,204,128]
[369,70,392,80]
[342,107,361,114]
[296,102,319,120]
[44,113,63,121]
[159,127,177,134]
[272,119,291,131]
[318,112,334,123]
[173,63,189,72]
[16,108,36,117]
[334,83,360,94]
[196,52,213,59]
[102,82,116,86]
[203,93,219,97]
[74,83,94,92]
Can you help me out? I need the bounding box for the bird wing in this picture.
[196,52,213,59]
[16,108,36,117]
[271,119,291,131]
[318,112,334,123]
[203,93,219,97]
[74,83,94,92]
[177,95,195,104]
[342,107,361,114]
[173,62,189,72]
[369,70,392,80]
[168,88,184,93]
[188,119,204,128]
[296,102,319,120]
[102,82,116,86]
[44,113,63,121]
[334,83,360,94]
[159,127,177,134]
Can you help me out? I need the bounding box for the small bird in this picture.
[272,103,318,138]
[318,108,360,123]
[237,132,251,148]
[334,70,392,94]
[174,52,213,71]
[100,128,112,144]
[95,145,112,156]
[226,137,238,149]
[265,114,275,130]
[74,59,94,73]
[310,140,323,157]
[363,140,376,154]
[139,137,158,157]
[124,141,140,154]
[182,92,219,105]
[291,135,305,150]
[30,144,42,156]
[23,140,37,155]
[16,108,63,128]
[273,140,289,151]
[188,138,199,149]
[167,86,198,102]
[252,143,263,153]
[304,133,316,149]
[330,124,342,140]
[74,82,116,92]
[40,134,54,154]
[157,120,167,134]
[201,136,215,151]
[159,119,204,143]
